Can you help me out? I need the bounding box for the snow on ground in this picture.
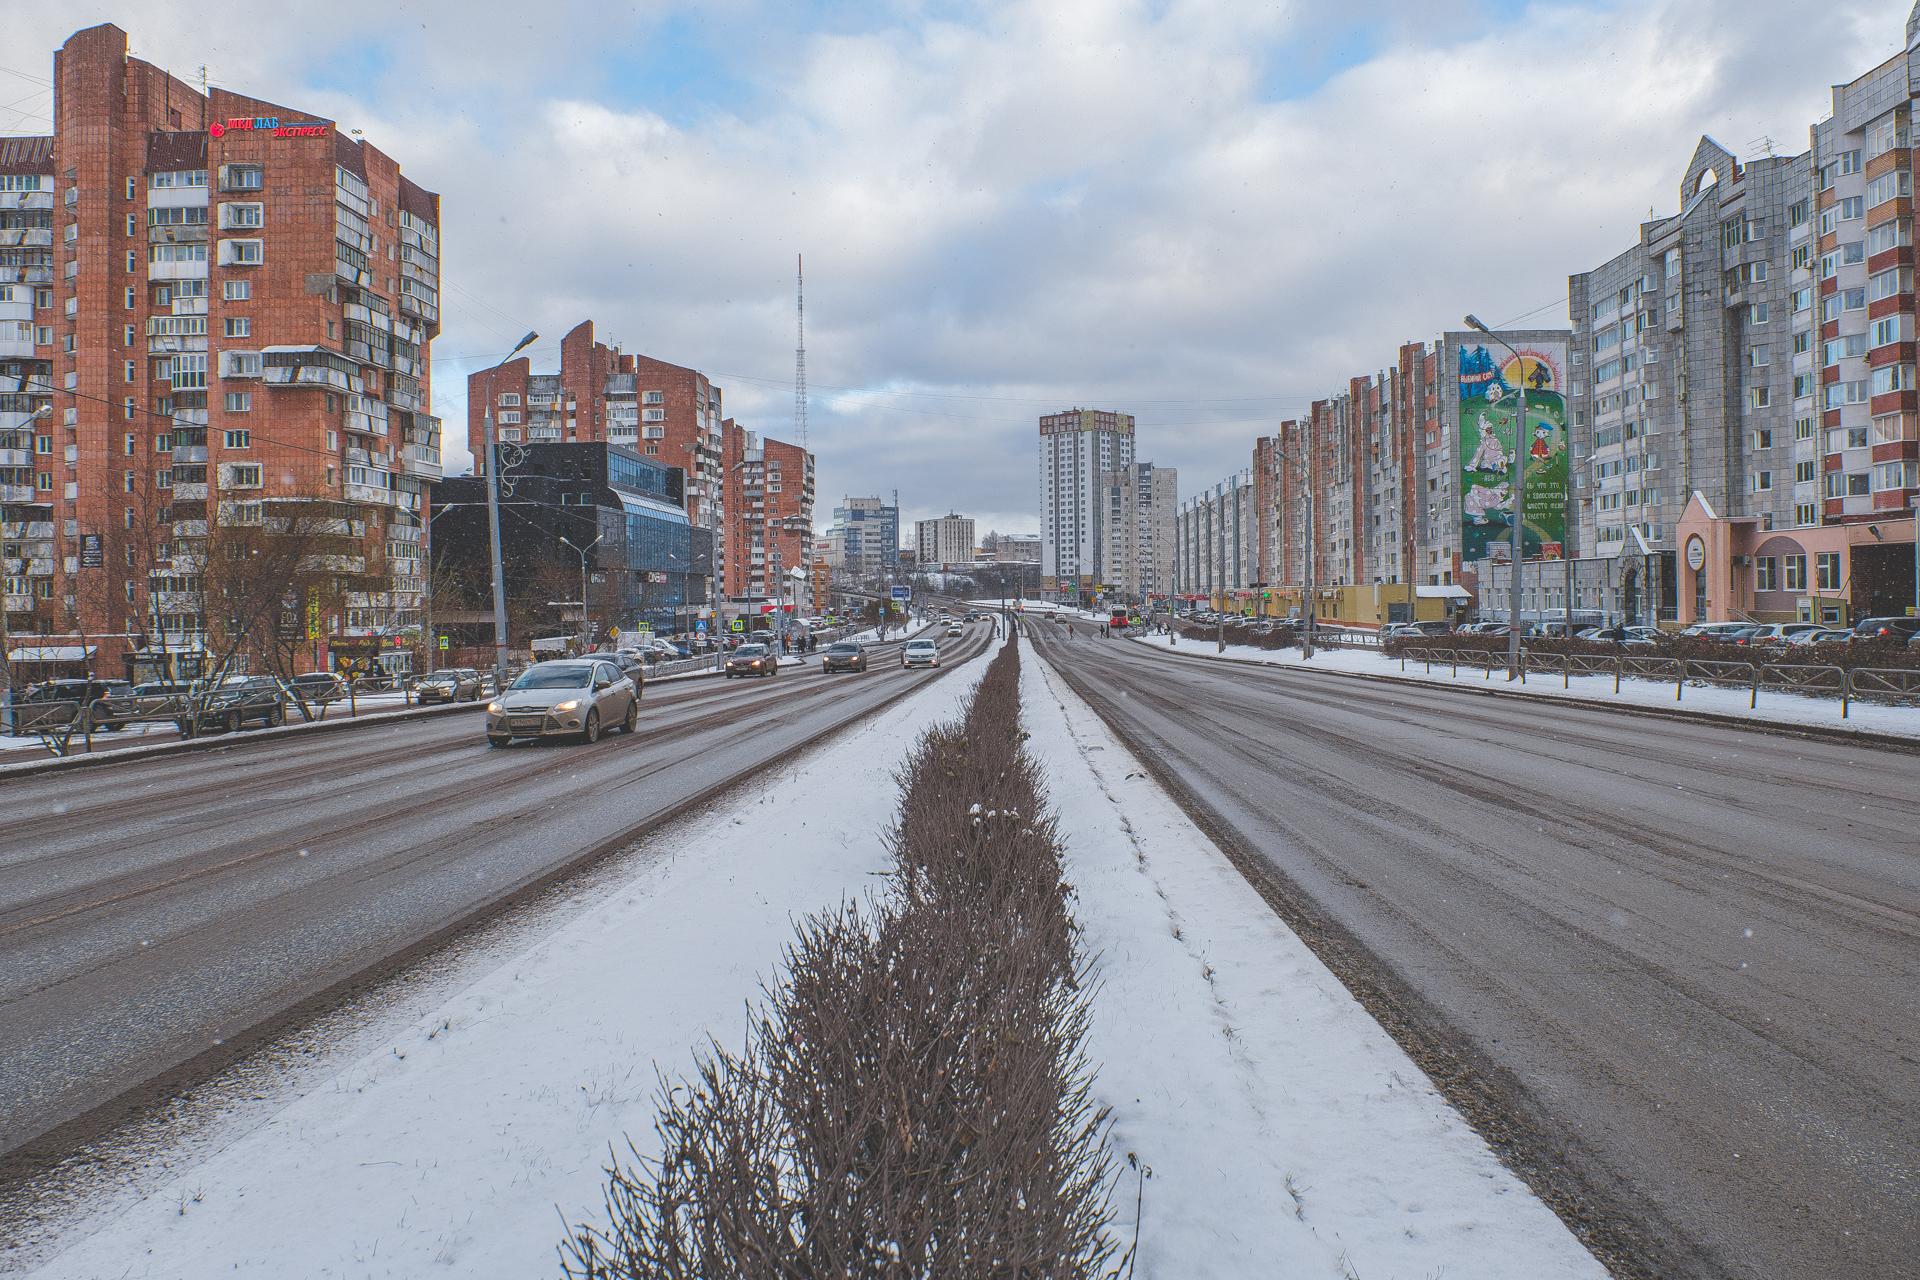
[1023,652,1608,1279]
[24,663,985,1280]
[1125,633,1920,740]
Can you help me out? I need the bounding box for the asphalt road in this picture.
[0,622,992,1163]
[1026,622,1919,1280]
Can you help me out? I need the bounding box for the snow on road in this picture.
[23,664,984,1280]
[1124,632,1920,739]
[1023,652,1608,1279]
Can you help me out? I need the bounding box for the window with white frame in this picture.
[218,239,264,266]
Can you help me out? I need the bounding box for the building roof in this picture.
[146,130,208,172]
[0,136,54,174]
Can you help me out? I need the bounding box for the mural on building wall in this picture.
[1457,339,1568,562]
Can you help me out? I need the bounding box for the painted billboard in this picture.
[1456,337,1568,563]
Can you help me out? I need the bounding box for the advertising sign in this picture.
[1456,336,1568,563]
[79,533,102,568]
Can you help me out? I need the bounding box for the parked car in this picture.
[1853,616,1920,642]
[1680,621,1762,641]
[820,641,868,674]
[1742,622,1822,645]
[902,638,941,669]
[725,643,779,678]
[179,676,288,736]
[4,678,135,734]
[1785,627,1854,646]
[416,667,484,704]
[485,658,637,746]
[287,671,349,706]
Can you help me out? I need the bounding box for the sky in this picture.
[1,0,1908,535]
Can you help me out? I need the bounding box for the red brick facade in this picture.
[2,23,441,681]
[720,418,815,600]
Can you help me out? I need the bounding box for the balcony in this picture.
[172,482,208,500]
[171,444,208,464]
[147,257,208,283]
[0,447,28,466]
[4,595,34,613]
[146,224,207,245]
[172,520,209,538]
[345,482,395,507]
[0,227,52,248]
[0,483,34,503]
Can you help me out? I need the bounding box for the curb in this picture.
[1124,636,1920,755]
[0,699,486,781]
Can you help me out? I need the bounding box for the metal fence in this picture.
[1395,647,1918,718]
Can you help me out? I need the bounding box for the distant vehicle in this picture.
[1852,616,1920,642]
[287,671,348,705]
[747,627,778,646]
[1742,622,1822,645]
[902,638,940,669]
[945,623,965,637]
[416,668,483,704]
[486,659,637,746]
[725,644,779,678]
[821,641,868,674]
[604,652,650,691]
[1679,621,1763,641]
[180,676,287,736]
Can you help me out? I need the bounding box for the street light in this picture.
[484,331,540,690]
[558,531,604,653]
[1465,314,1528,678]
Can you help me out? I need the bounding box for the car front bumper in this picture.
[486,707,587,738]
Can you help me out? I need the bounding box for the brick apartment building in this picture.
[468,329,728,585]
[720,419,814,601]
[2,23,442,683]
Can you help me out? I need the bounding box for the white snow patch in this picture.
[24,663,986,1280]
[1022,651,1607,1279]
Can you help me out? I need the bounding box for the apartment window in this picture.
[1751,471,1773,491]
[1867,171,1911,208]
[1795,459,1816,483]
[1749,301,1769,325]
[1870,363,1915,395]
[124,359,136,384]
[123,432,136,456]
[122,471,136,494]
[1873,458,1919,490]
[1749,386,1771,409]
[124,286,135,310]
[1749,345,1770,367]
[1871,315,1910,348]
[155,433,171,452]
[1838,196,1864,221]
[1816,552,1841,590]
[1747,261,1768,283]
[1866,217,1911,255]
[218,239,264,266]
[224,317,251,339]
[643,408,665,423]
[643,390,664,404]
[1824,333,1868,364]
[1839,149,1862,176]
[224,463,262,488]
[218,201,263,229]
[35,471,50,491]
[224,392,252,413]
[1793,286,1813,313]
[497,410,520,424]
[150,170,208,189]
[221,281,252,304]
[1826,380,1869,408]
[1755,557,1779,591]
[34,434,50,454]
[219,164,265,192]
[1869,266,1911,302]
[1795,502,1817,526]
[223,429,251,449]
[644,444,660,456]
[497,392,520,407]
[1784,554,1806,590]
[1752,428,1773,449]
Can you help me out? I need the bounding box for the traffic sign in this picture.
[437,635,449,650]
[695,618,708,632]
[890,586,910,601]
[729,619,745,633]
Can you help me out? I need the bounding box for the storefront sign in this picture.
[1685,537,1706,572]
[209,117,331,139]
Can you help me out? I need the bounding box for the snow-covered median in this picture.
[1126,632,1920,740]
[1023,653,1607,1278]
[22,664,984,1280]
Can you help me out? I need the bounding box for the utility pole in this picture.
[1302,415,1317,659]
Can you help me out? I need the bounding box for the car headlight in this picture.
[553,699,581,713]
[486,701,503,715]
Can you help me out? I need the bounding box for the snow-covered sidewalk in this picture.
[21,664,984,1280]
[1126,632,1920,740]
[1023,653,1606,1278]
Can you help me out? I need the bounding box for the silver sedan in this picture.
[485,659,638,747]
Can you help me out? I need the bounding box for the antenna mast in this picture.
[794,253,808,449]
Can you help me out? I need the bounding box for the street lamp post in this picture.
[559,532,604,653]
[484,331,540,690]
[1465,314,1528,678]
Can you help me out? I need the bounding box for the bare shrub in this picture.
[558,637,1124,1279]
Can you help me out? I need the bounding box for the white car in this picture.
[902,638,941,669]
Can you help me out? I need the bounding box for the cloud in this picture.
[6,0,1904,531]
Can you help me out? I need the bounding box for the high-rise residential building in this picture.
[1568,138,1809,564]
[1099,462,1175,603]
[828,496,898,576]
[1173,470,1253,599]
[720,419,814,599]
[914,512,975,569]
[1039,407,1134,604]
[468,331,728,584]
[3,23,442,683]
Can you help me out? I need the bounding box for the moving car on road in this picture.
[486,659,637,746]
[725,644,779,678]
[945,623,965,637]
[820,641,868,674]
[415,668,483,704]
[902,638,941,669]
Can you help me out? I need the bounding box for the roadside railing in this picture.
[1391,646,1917,719]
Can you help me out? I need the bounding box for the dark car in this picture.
[725,643,779,677]
[606,652,649,692]
[820,641,867,674]
[180,676,287,736]
[287,671,349,706]
[415,667,483,704]
[3,678,135,734]
[1853,616,1920,642]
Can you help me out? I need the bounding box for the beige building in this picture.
[913,512,975,569]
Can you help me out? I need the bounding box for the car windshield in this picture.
[511,665,591,690]
[907,641,937,650]
[735,645,768,656]
[827,644,858,655]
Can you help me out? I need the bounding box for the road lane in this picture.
[1026,622,1919,1280]
[0,623,992,1162]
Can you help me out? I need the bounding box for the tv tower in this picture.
[794,253,808,449]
